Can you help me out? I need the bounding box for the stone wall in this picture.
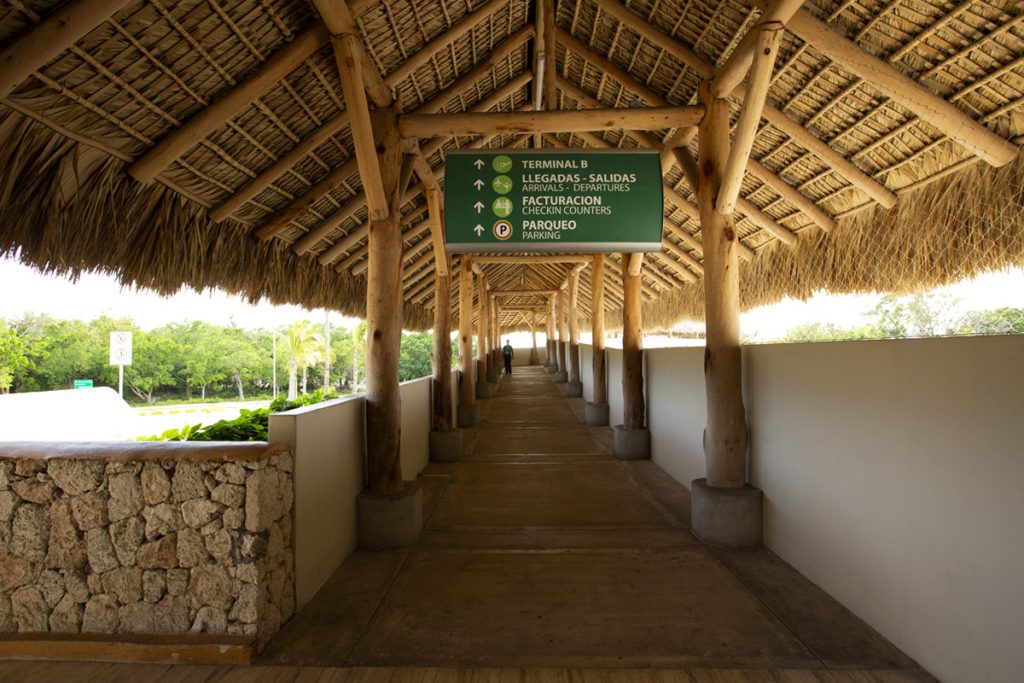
[0,442,294,648]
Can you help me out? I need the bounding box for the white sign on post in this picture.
[110,331,133,366]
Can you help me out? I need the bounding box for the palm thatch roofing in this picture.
[0,0,1021,331]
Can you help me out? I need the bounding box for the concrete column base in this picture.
[690,478,763,549]
[565,380,583,397]
[475,382,496,399]
[486,370,499,384]
[529,350,539,365]
[357,482,423,550]
[551,371,568,383]
[613,425,650,460]
[429,429,463,462]
[457,402,480,427]
[584,402,609,426]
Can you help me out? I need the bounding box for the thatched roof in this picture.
[0,0,1021,331]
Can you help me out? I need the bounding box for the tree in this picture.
[283,321,316,400]
[124,329,178,403]
[399,332,433,381]
[955,307,1024,335]
[0,321,31,393]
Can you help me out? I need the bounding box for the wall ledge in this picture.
[0,441,286,463]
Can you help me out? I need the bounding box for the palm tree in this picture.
[284,321,315,400]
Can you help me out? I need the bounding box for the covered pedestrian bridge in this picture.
[0,0,1022,681]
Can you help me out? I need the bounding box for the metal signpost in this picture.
[109,331,133,399]
[444,150,663,253]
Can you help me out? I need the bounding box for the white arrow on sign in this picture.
[474,225,484,236]
[473,179,484,190]
[473,159,484,169]
[473,201,484,213]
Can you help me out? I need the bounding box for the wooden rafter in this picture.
[128,24,330,184]
[750,1,1018,167]
[589,0,897,208]
[717,25,784,216]
[711,0,806,97]
[0,0,135,100]
[556,46,829,237]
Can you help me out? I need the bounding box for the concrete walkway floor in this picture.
[1,366,936,682]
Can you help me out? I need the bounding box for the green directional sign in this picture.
[444,150,663,253]
[73,379,93,390]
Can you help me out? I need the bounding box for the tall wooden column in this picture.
[364,104,404,496]
[591,253,607,405]
[699,81,749,488]
[567,269,582,395]
[621,254,645,431]
[431,254,453,433]
[476,272,487,389]
[546,297,556,367]
[457,256,476,410]
[529,309,539,364]
[490,295,501,379]
[555,286,568,380]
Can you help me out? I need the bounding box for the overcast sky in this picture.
[2,256,1022,338]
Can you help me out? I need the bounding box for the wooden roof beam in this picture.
[411,152,449,277]
[311,0,391,107]
[717,25,784,215]
[475,255,592,265]
[128,24,329,183]
[0,0,135,100]
[711,0,806,97]
[330,32,388,220]
[400,105,703,139]
[748,0,1018,167]
[590,0,896,208]
[557,40,833,236]
[256,157,358,241]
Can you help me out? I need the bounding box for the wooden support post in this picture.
[431,254,453,433]
[567,269,581,386]
[546,297,556,366]
[621,253,645,430]
[556,287,568,375]
[458,256,476,408]
[364,104,404,496]
[699,81,749,489]
[476,273,488,386]
[530,309,539,364]
[591,253,607,405]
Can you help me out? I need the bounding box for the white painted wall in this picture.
[580,336,1024,683]
[580,345,594,402]
[399,377,430,479]
[270,379,433,609]
[645,347,707,488]
[606,347,623,427]
[270,396,364,609]
[746,337,1024,683]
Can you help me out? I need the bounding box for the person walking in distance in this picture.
[502,339,514,375]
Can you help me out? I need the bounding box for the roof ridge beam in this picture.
[399,105,704,138]
[128,23,329,183]
[590,0,896,208]
[0,0,135,100]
